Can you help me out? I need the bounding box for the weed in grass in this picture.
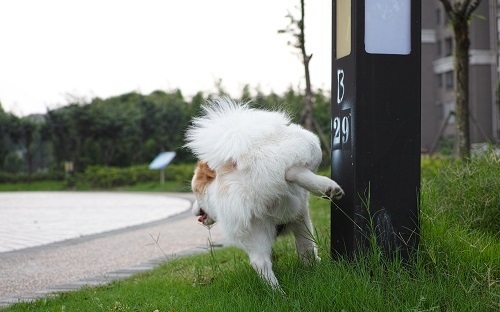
[190,224,223,287]
[146,223,224,290]
[205,224,223,277]
[147,233,173,261]
[329,183,409,277]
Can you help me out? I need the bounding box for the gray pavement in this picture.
[0,192,223,307]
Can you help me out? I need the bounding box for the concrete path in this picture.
[0,192,223,307]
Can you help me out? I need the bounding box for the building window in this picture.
[445,71,454,90]
[444,37,453,56]
[443,101,456,124]
[436,8,441,25]
[436,40,441,56]
[437,73,443,88]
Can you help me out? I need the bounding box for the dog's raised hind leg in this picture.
[285,166,344,199]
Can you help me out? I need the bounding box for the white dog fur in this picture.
[185,97,343,293]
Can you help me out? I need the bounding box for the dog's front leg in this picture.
[285,166,344,199]
[241,225,285,295]
[248,250,284,294]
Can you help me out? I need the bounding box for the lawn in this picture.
[0,180,190,193]
[0,180,66,192]
[2,151,500,311]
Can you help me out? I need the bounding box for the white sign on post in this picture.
[365,0,411,55]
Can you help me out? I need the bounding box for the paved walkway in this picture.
[0,192,223,307]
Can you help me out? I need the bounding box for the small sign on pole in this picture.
[149,152,176,184]
[331,0,421,259]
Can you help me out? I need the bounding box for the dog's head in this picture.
[191,161,216,226]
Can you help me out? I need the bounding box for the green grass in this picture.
[0,180,66,191]
[3,152,500,311]
[0,180,190,193]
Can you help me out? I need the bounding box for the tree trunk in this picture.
[26,140,33,180]
[453,16,471,159]
[298,0,314,131]
[302,54,313,131]
[438,0,482,160]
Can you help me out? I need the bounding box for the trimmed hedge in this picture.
[0,171,65,184]
[82,163,196,189]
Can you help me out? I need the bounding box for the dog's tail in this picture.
[184,97,290,170]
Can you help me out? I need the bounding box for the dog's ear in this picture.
[192,161,216,193]
[198,161,216,179]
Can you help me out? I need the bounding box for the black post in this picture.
[331,0,421,259]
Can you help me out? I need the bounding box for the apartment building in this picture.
[421,0,499,152]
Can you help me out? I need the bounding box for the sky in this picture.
[0,0,333,116]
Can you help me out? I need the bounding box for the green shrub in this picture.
[83,165,144,188]
[81,163,195,189]
[163,163,196,183]
[0,171,16,183]
[0,171,64,183]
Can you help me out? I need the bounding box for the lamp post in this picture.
[331,0,421,259]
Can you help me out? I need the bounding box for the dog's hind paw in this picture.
[322,183,344,200]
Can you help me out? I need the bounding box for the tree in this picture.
[438,0,482,160]
[0,107,20,171]
[279,0,313,131]
[18,118,38,178]
[45,105,84,170]
[87,92,143,166]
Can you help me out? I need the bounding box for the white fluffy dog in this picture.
[184,97,343,292]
